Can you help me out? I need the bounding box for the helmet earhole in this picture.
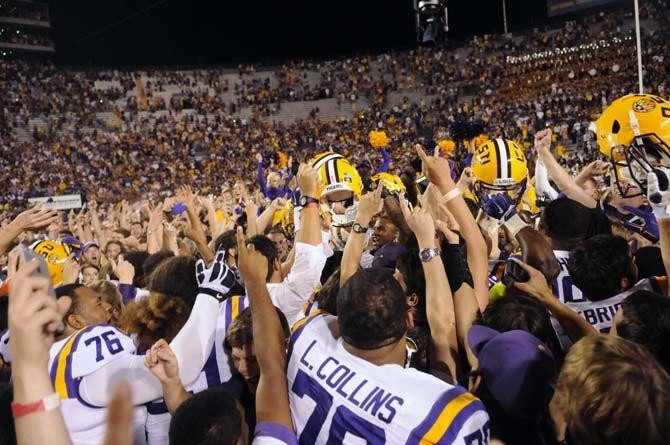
[612,120,621,134]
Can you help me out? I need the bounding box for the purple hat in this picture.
[372,242,406,269]
[468,326,557,419]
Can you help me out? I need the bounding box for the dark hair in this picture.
[539,198,611,250]
[114,228,131,238]
[56,283,86,323]
[247,235,276,281]
[320,250,342,284]
[634,247,666,280]
[396,248,427,326]
[568,235,632,301]
[337,268,407,350]
[226,307,253,348]
[169,387,241,445]
[475,294,562,360]
[314,269,341,315]
[0,383,16,445]
[143,250,175,278]
[226,306,290,350]
[618,290,670,371]
[147,256,199,307]
[122,251,150,287]
[214,229,237,253]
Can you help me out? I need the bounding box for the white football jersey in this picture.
[145,295,248,445]
[287,313,490,445]
[48,324,148,445]
[551,250,667,349]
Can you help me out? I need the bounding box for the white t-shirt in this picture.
[287,313,490,444]
[267,242,327,326]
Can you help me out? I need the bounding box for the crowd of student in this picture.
[0,2,669,445]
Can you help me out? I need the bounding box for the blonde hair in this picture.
[555,335,670,445]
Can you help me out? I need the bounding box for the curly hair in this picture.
[119,293,190,352]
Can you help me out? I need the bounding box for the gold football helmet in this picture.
[591,94,670,196]
[30,240,73,286]
[471,138,528,208]
[310,152,363,203]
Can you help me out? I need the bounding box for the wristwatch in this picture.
[352,222,368,234]
[299,195,318,207]
[419,248,441,262]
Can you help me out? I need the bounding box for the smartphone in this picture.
[19,245,64,334]
[504,258,530,283]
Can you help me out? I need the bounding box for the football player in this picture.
[310,152,363,251]
[2,248,237,445]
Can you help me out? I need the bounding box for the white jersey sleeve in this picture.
[252,422,298,445]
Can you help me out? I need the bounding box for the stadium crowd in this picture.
[1,1,670,445]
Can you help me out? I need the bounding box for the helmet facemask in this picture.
[624,133,670,192]
[472,178,527,210]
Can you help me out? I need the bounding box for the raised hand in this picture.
[195,247,237,302]
[235,226,268,286]
[144,339,180,386]
[62,255,81,285]
[399,198,436,248]
[9,261,72,372]
[415,144,452,188]
[11,205,59,231]
[511,259,553,303]
[110,255,135,284]
[355,185,384,226]
[481,193,516,221]
[534,128,552,153]
[297,163,319,198]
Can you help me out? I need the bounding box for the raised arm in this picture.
[340,186,383,287]
[9,262,73,445]
[535,129,597,209]
[88,200,109,249]
[256,198,286,235]
[257,154,269,198]
[78,249,237,406]
[375,148,391,174]
[513,259,596,342]
[0,206,58,256]
[237,226,294,429]
[400,200,458,383]
[416,144,489,311]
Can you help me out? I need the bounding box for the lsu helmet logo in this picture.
[633,98,656,113]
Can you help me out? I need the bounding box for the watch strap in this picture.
[352,222,368,234]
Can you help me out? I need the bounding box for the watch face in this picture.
[299,196,307,206]
[420,250,430,261]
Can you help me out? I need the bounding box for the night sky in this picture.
[48,0,608,67]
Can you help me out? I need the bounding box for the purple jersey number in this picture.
[292,369,386,444]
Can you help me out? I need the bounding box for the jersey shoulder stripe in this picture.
[49,325,97,400]
[287,310,327,363]
[224,295,248,331]
[406,387,483,445]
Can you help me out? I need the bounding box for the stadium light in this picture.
[414,0,448,47]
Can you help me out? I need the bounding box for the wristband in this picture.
[303,202,318,210]
[502,213,528,238]
[443,188,461,203]
[12,393,60,419]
